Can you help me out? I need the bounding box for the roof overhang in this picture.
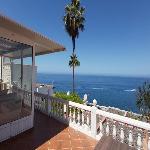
[0,14,65,56]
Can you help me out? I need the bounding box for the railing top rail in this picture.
[34,92,48,98]
[13,86,31,94]
[69,101,92,111]
[96,109,150,131]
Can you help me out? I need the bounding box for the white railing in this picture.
[12,86,32,107]
[34,92,150,150]
[34,92,48,114]
[96,109,150,150]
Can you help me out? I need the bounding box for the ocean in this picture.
[37,73,150,113]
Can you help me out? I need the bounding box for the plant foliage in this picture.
[54,92,83,104]
[136,81,150,122]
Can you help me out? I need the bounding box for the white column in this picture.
[91,106,97,138]
[91,99,97,138]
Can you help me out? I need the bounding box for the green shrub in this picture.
[136,81,150,122]
[53,92,83,104]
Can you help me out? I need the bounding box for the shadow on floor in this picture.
[0,110,68,150]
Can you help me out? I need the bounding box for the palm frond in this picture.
[69,53,80,68]
[63,0,85,39]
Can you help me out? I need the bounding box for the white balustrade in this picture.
[33,93,150,150]
[96,108,150,149]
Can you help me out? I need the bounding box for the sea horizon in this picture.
[36,73,150,113]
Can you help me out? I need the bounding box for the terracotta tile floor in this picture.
[0,110,97,150]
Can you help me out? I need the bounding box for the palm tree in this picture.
[69,54,80,92]
[63,0,85,92]
[69,53,80,68]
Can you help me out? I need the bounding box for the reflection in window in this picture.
[0,37,33,125]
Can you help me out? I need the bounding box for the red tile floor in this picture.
[0,110,97,150]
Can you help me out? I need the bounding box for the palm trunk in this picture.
[72,37,75,93]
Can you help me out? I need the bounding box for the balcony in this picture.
[0,110,97,150]
[1,90,149,150]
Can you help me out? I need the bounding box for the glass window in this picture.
[0,37,33,126]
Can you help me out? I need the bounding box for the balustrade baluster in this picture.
[64,104,66,118]
[73,107,76,124]
[62,102,64,118]
[137,132,142,150]
[38,97,40,110]
[86,111,90,131]
[113,123,116,139]
[106,121,109,136]
[60,102,62,117]
[69,106,72,122]
[56,101,59,116]
[82,109,85,127]
[34,96,37,109]
[57,101,59,116]
[40,98,42,111]
[65,104,69,120]
[36,97,39,109]
[61,102,63,117]
[77,109,80,126]
[54,101,56,116]
[52,99,55,115]
[42,98,44,112]
[120,126,124,143]
[98,119,103,138]
[39,97,41,111]
[129,129,133,147]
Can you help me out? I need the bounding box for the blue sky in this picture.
[0,0,150,77]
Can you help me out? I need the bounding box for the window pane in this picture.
[0,37,32,125]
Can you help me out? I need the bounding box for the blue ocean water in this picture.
[37,73,150,113]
